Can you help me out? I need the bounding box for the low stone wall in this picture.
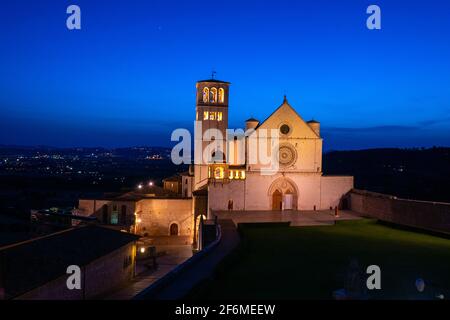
[348,189,450,233]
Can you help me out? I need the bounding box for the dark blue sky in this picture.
[1,0,449,150]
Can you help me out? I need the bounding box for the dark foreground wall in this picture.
[348,189,450,234]
[15,243,136,300]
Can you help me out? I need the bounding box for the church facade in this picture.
[77,78,353,244]
[192,79,353,217]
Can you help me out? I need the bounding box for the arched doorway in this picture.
[272,190,282,210]
[284,189,294,210]
[268,177,299,211]
[170,223,179,236]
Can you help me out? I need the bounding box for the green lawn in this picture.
[188,219,450,300]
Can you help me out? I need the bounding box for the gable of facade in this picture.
[256,98,320,139]
[247,98,323,173]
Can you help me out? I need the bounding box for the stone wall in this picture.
[136,199,193,238]
[349,189,450,233]
[208,173,353,212]
[320,176,354,209]
[78,198,194,240]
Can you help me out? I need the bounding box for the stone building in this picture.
[77,181,194,242]
[192,78,354,218]
[163,175,182,194]
[0,226,139,300]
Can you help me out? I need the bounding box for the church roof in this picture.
[246,117,259,122]
[307,119,320,124]
[197,79,230,84]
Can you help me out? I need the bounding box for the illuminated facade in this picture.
[193,78,354,217]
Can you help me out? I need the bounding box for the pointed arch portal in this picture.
[272,189,282,210]
[268,177,298,210]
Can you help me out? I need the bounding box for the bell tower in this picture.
[194,77,230,191]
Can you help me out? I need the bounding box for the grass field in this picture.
[188,219,450,300]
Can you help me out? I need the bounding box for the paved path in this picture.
[137,219,239,300]
[104,245,192,300]
[213,210,362,227]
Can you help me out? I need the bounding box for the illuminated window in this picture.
[214,167,224,179]
[218,88,225,103]
[202,111,223,121]
[210,87,217,103]
[111,205,118,225]
[234,170,239,179]
[111,212,119,224]
[229,170,234,179]
[241,171,246,179]
[203,87,209,103]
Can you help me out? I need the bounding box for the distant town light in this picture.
[149,181,153,186]
[136,218,142,223]
[137,184,143,189]
[140,247,146,253]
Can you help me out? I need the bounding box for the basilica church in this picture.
[77,78,353,244]
[192,78,353,217]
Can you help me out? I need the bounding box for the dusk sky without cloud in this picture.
[0,0,450,150]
